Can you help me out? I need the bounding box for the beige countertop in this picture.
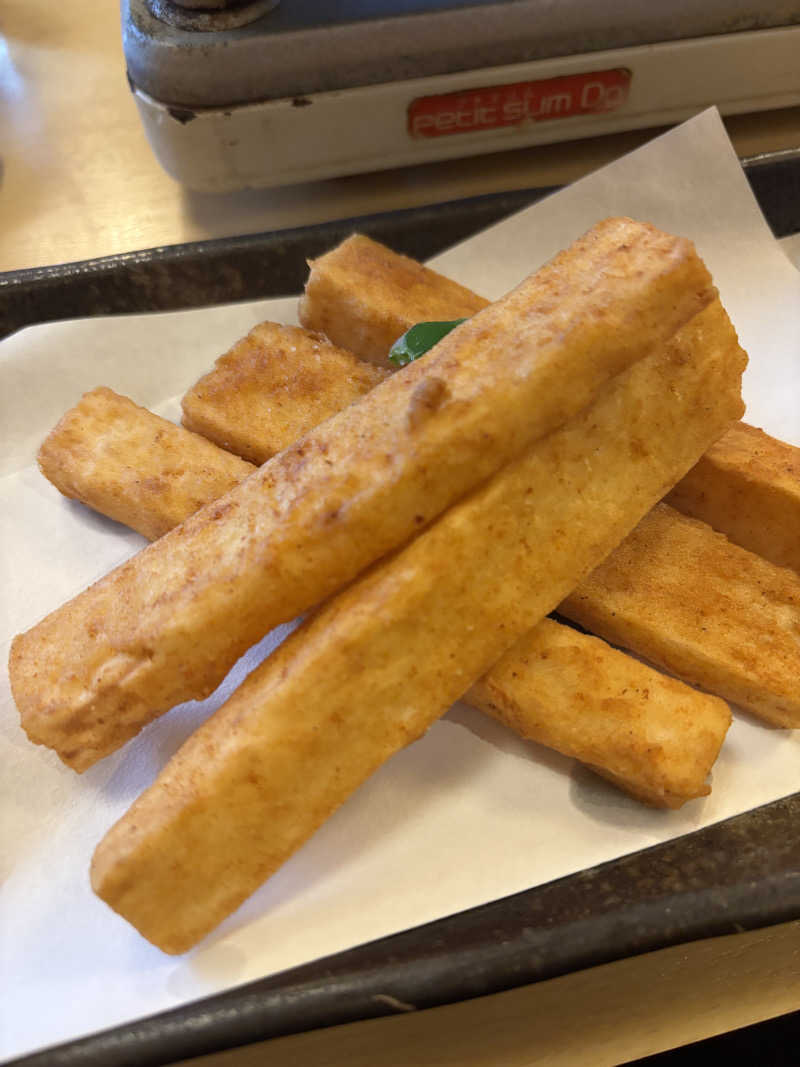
[3,2,800,1063]
[2,1,800,274]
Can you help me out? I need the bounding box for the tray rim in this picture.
[2,146,800,342]
[11,792,800,1067]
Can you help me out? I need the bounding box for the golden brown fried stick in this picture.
[91,297,745,954]
[299,234,490,365]
[10,218,715,773]
[468,618,730,809]
[181,323,388,464]
[38,387,730,807]
[38,388,253,541]
[667,421,800,573]
[562,503,800,727]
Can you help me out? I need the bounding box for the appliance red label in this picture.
[408,68,631,138]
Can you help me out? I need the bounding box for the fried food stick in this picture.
[468,618,730,809]
[561,502,800,727]
[10,218,715,773]
[666,421,800,574]
[38,387,731,808]
[298,234,489,365]
[91,302,745,954]
[181,323,388,464]
[38,388,254,541]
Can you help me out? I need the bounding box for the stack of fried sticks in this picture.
[11,221,797,954]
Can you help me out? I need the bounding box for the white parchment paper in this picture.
[2,109,799,1061]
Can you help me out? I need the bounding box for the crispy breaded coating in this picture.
[468,618,731,809]
[181,323,388,464]
[91,293,745,953]
[299,233,490,365]
[36,390,729,807]
[38,388,253,541]
[10,218,716,772]
[562,503,800,727]
[667,421,800,574]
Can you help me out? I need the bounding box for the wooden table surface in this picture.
[3,2,800,1064]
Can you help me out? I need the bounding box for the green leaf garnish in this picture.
[388,319,467,367]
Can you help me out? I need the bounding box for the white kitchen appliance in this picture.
[123,0,800,190]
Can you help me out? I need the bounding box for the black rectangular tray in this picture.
[2,150,800,341]
[5,150,800,1067]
